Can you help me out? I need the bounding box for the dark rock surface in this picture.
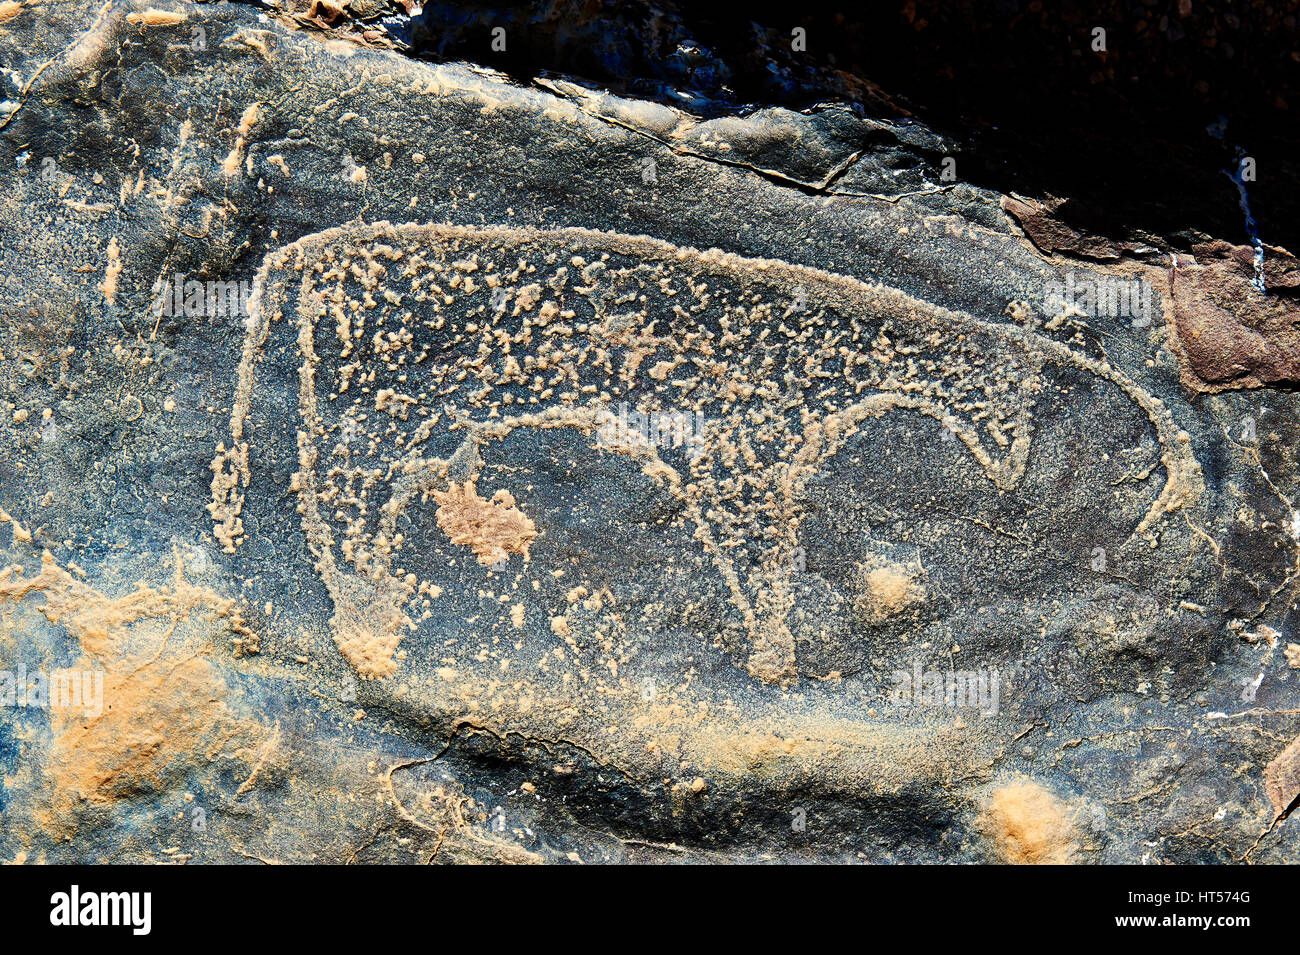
[0,0,1297,863]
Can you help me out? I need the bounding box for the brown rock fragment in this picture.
[1264,734,1300,819]
[1168,242,1300,392]
[1001,195,1140,260]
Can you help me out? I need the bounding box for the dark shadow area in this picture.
[303,0,1300,254]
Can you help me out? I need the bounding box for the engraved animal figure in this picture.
[212,223,1202,683]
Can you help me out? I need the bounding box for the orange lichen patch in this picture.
[0,1,23,25]
[433,480,537,566]
[983,781,1078,864]
[0,552,265,816]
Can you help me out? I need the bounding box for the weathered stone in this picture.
[0,0,1297,865]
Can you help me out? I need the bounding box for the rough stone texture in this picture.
[1169,242,1300,393]
[0,1,1297,864]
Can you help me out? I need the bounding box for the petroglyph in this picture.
[214,222,1202,683]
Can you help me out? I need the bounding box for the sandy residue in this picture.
[52,654,241,805]
[702,727,842,774]
[433,480,537,566]
[387,757,544,864]
[982,781,1078,864]
[0,552,266,818]
[853,556,926,623]
[99,237,121,303]
[0,505,31,543]
[222,101,262,178]
[0,549,249,654]
[125,8,187,26]
[207,441,248,552]
[327,571,409,680]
